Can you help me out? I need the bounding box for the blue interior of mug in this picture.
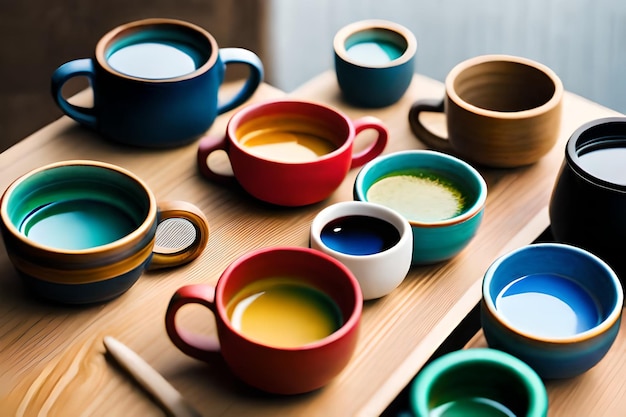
[343,28,408,65]
[6,164,149,250]
[103,24,213,79]
[484,243,622,340]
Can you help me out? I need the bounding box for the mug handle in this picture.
[217,48,264,114]
[196,134,239,185]
[350,116,389,168]
[165,284,221,361]
[50,58,97,128]
[408,98,453,153]
[147,201,210,270]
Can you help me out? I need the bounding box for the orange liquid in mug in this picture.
[226,277,342,348]
[237,115,338,163]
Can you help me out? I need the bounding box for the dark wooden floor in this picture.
[0,0,266,152]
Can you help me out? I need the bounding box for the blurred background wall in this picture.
[2,1,625,151]
[264,0,626,113]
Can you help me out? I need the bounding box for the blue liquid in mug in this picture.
[20,199,139,250]
[346,40,404,65]
[107,41,201,79]
[320,215,400,256]
[495,273,601,338]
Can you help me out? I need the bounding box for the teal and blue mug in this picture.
[0,160,210,304]
[354,150,487,264]
[411,348,548,417]
[333,19,417,108]
[51,18,264,147]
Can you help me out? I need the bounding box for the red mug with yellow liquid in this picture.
[197,99,388,206]
[165,246,362,395]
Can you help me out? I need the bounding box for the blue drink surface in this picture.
[320,215,400,256]
[495,273,601,338]
[346,40,404,65]
[21,199,138,250]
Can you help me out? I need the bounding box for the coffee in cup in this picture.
[51,18,264,147]
[197,99,388,206]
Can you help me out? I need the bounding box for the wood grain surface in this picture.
[0,72,621,417]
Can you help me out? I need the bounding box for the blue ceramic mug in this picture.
[0,160,210,304]
[333,19,417,108]
[354,150,487,264]
[51,18,263,148]
[481,243,623,379]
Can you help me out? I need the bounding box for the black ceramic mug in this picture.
[549,117,626,283]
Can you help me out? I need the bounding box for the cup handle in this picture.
[217,48,264,114]
[350,116,389,168]
[408,98,453,153]
[50,58,97,128]
[165,284,221,361]
[147,201,210,270]
[196,134,239,185]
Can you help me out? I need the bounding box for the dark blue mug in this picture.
[333,20,417,108]
[51,18,263,148]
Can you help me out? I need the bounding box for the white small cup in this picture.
[310,201,412,300]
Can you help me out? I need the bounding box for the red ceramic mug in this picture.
[197,99,388,206]
[165,246,362,395]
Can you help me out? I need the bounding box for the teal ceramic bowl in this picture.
[354,150,487,264]
[411,348,548,417]
[481,243,623,379]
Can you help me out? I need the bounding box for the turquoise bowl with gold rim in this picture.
[354,150,487,264]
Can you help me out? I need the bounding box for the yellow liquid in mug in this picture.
[237,115,338,163]
[226,278,343,348]
[367,172,466,222]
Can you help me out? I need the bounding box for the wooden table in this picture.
[0,71,621,417]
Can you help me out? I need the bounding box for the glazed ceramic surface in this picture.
[409,54,563,168]
[51,18,263,147]
[310,201,412,300]
[165,246,362,395]
[550,117,626,284]
[0,160,209,304]
[481,243,623,379]
[334,19,417,108]
[410,348,548,417]
[197,99,388,207]
[354,150,486,264]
